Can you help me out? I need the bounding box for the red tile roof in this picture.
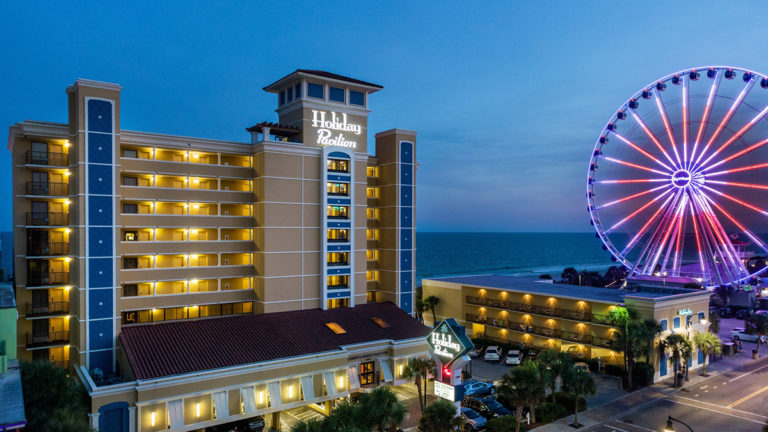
[120,302,428,380]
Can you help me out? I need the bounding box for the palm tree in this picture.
[709,310,721,334]
[423,295,440,326]
[361,387,408,432]
[401,357,435,414]
[498,360,546,431]
[415,298,427,322]
[693,332,722,376]
[663,333,689,387]
[291,418,327,432]
[749,314,768,355]
[417,399,463,432]
[637,319,662,363]
[539,350,572,403]
[324,399,364,432]
[608,306,640,389]
[681,338,693,381]
[563,366,596,428]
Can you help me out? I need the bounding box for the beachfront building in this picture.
[8,70,425,431]
[422,275,711,383]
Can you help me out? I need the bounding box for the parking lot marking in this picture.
[729,363,768,382]
[669,398,766,425]
[728,384,768,408]
[616,420,656,432]
[674,395,766,419]
[699,385,708,389]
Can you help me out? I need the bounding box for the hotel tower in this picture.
[9,69,419,382]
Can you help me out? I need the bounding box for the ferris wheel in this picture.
[588,66,768,287]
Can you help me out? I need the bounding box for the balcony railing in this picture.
[27,242,69,256]
[26,331,69,348]
[466,296,561,317]
[562,309,590,321]
[327,284,349,289]
[327,238,350,243]
[327,262,349,267]
[327,215,349,220]
[26,151,69,167]
[465,313,562,338]
[27,271,69,286]
[591,313,613,325]
[25,182,69,196]
[562,330,591,343]
[592,335,615,348]
[26,212,69,226]
[26,301,69,317]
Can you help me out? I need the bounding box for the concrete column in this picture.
[128,407,136,432]
[270,411,280,431]
[89,412,100,431]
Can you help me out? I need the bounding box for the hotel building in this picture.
[8,70,425,431]
[423,275,711,383]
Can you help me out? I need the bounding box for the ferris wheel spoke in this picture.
[701,138,768,173]
[609,131,675,172]
[619,192,676,253]
[702,193,768,255]
[689,203,708,281]
[633,190,684,274]
[671,209,687,275]
[690,190,747,276]
[693,76,757,171]
[701,184,768,216]
[653,88,682,165]
[598,178,668,184]
[602,157,671,175]
[607,188,674,233]
[706,180,768,191]
[699,104,768,169]
[646,193,688,274]
[706,161,768,177]
[598,184,671,209]
[682,76,690,165]
[689,71,722,170]
[629,108,679,169]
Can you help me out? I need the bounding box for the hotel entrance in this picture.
[359,362,376,387]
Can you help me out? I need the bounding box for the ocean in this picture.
[415,232,616,286]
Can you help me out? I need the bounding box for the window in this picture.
[122,203,138,214]
[123,284,138,297]
[308,82,324,99]
[123,311,138,324]
[327,206,349,219]
[329,86,345,103]
[327,275,348,288]
[123,231,138,241]
[122,176,138,186]
[350,90,365,106]
[294,83,301,99]
[360,362,375,386]
[327,182,349,196]
[698,312,705,324]
[122,149,138,158]
[123,257,138,269]
[327,298,349,309]
[327,229,349,242]
[279,90,285,106]
[673,317,681,329]
[327,252,348,266]
[660,319,667,331]
[326,322,346,334]
[287,86,293,102]
[327,159,349,173]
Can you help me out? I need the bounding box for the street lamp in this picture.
[664,415,694,432]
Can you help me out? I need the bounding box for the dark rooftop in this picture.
[264,69,383,92]
[120,302,428,380]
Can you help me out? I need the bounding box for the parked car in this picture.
[755,310,768,317]
[460,407,487,431]
[468,346,483,358]
[462,380,496,397]
[574,362,590,374]
[526,349,539,361]
[483,346,501,362]
[207,416,265,432]
[504,349,522,366]
[463,396,511,419]
[730,327,768,343]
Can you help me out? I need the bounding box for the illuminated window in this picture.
[308,82,324,99]
[327,252,349,266]
[327,229,349,242]
[371,317,390,328]
[366,166,378,177]
[327,275,349,288]
[327,182,349,196]
[350,90,365,106]
[327,159,349,173]
[329,86,345,103]
[123,231,137,242]
[327,298,349,309]
[327,206,349,219]
[359,361,375,385]
[326,322,346,334]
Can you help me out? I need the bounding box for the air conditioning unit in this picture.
[224,234,230,240]
[224,259,230,266]
[224,283,230,289]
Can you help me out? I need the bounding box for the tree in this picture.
[291,419,327,432]
[323,399,365,432]
[487,416,518,432]
[417,399,463,432]
[608,306,640,389]
[560,267,579,285]
[539,350,572,403]
[415,299,426,322]
[748,314,768,355]
[662,333,689,387]
[562,366,596,428]
[20,361,93,432]
[636,319,662,363]
[539,274,553,280]
[693,332,722,376]
[360,387,408,432]
[402,357,436,415]
[423,295,440,325]
[709,310,721,334]
[681,338,693,381]
[499,361,545,432]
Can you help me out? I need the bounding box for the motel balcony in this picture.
[465,313,562,338]
[561,330,591,344]
[26,212,69,226]
[25,301,69,318]
[25,182,69,197]
[27,271,69,287]
[26,331,70,348]
[466,295,562,317]
[327,283,349,290]
[25,151,69,167]
[27,241,69,256]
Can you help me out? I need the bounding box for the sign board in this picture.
[434,381,458,402]
[678,308,692,315]
[311,110,361,149]
[426,318,474,367]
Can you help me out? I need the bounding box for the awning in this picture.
[267,381,283,409]
[212,391,229,419]
[347,366,361,390]
[300,376,315,401]
[322,371,338,397]
[167,399,184,430]
[240,386,257,414]
[378,359,394,383]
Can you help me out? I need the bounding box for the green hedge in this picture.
[605,364,624,377]
[487,415,523,432]
[554,392,587,412]
[632,362,655,386]
[536,402,568,423]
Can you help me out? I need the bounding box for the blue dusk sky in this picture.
[1,2,766,232]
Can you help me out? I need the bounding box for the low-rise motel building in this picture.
[8,70,427,431]
[423,275,711,382]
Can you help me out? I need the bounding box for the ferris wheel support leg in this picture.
[692,191,746,280]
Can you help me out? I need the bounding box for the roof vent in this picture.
[326,322,346,334]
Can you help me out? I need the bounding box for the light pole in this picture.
[664,415,694,432]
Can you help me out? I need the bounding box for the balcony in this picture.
[25,301,69,317]
[561,330,591,344]
[26,331,69,348]
[327,284,349,290]
[27,271,69,287]
[465,295,563,318]
[465,313,561,338]
[591,335,615,349]
[26,212,69,226]
[591,313,613,325]
[327,262,349,267]
[327,238,350,243]
[27,242,69,256]
[562,309,590,321]
[26,151,69,167]
[25,182,68,196]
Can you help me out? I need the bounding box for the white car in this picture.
[483,345,501,362]
[730,327,768,343]
[504,349,522,365]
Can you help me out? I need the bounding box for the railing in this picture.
[328,192,349,197]
[25,182,68,196]
[26,331,69,348]
[27,271,69,286]
[27,242,69,256]
[466,296,561,317]
[562,309,590,321]
[592,335,615,349]
[26,212,69,226]
[26,151,69,166]
[327,215,349,220]
[26,301,69,317]
[327,238,350,243]
[562,330,591,343]
[591,313,613,325]
[466,313,561,338]
[328,168,349,174]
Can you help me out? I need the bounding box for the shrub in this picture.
[487,415,522,432]
[605,364,624,377]
[632,362,655,387]
[554,391,587,412]
[586,358,600,372]
[536,402,568,423]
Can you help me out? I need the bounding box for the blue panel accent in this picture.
[660,352,667,376]
[327,244,351,252]
[401,271,412,291]
[99,402,129,432]
[89,348,113,372]
[698,349,704,364]
[327,221,351,228]
[698,312,705,323]
[400,164,412,185]
[88,195,113,225]
[401,185,412,207]
[88,227,113,257]
[88,99,112,133]
[328,151,351,159]
[88,258,113,287]
[327,290,351,299]
[328,174,351,182]
[88,132,113,164]
[88,164,112,195]
[400,230,412,250]
[660,319,667,331]
[401,250,412,269]
[328,198,351,205]
[327,267,351,275]
[400,141,413,164]
[89,320,113,351]
[88,289,113,319]
[401,207,412,228]
[673,317,680,329]
[399,292,412,313]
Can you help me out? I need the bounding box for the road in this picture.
[587,355,768,432]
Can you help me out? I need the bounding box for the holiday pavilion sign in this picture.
[311,110,361,149]
[426,318,474,366]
